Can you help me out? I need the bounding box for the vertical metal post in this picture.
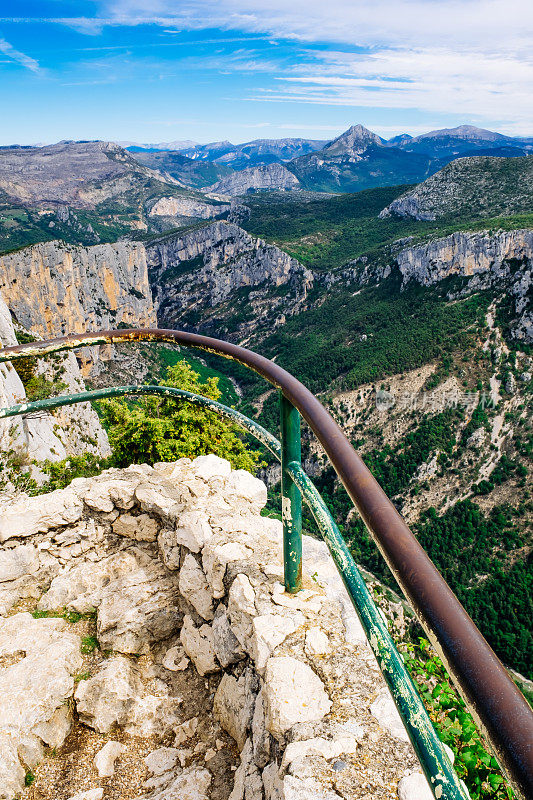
[280,391,303,593]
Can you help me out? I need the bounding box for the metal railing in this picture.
[0,327,532,800]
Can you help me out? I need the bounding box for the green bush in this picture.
[98,360,261,472]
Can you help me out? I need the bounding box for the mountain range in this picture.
[126,123,532,195]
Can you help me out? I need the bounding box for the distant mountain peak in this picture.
[414,125,508,142]
[322,124,385,156]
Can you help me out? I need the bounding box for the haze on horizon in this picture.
[0,0,531,146]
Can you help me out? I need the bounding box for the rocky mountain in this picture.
[178,137,327,169]
[0,141,232,255]
[380,155,533,220]
[122,138,197,151]
[129,150,234,190]
[288,125,433,193]
[206,163,301,196]
[0,140,178,209]
[394,125,532,158]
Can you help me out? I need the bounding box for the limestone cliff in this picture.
[147,221,313,340]
[0,239,157,372]
[206,163,301,196]
[0,289,110,480]
[396,229,533,341]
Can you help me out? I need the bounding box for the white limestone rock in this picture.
[203,541,253,598]
[252,688,271,769]
[94,740,124,778]
[229,738,263,800]
[397,772,434,800]
[0,733,26,800]
[370,689,409,742]
[251,612,304,671]
[213,669,258,749]
[33,703,72,748]
[162,642,190,671]
[263,656,332,740]
[180,614,220,676]
[0,544,39,582]
[139,766,211,800]
[179,553,214,620]
[228,573,257,649]
[174,716,199,746]
[75,656,142,733]
[304,627,331,656]
[225,469,267,513]
[135,479,184,521]
[193,454,232,483]
[281,736,358,773]
[0,614,82,799]
[144,746,181,776]
[113,512,159,541]
[67,791,104,800]
[212,605,245,668]
[0,486,83,542]
[40,548,182,653]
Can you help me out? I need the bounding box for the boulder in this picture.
[263,657,331,740]
[180,615,220,676]
[94,740,125,778]
[75,656,142,733]
[179,554,214,620]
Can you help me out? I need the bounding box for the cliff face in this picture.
[147,221,313,340]
[207,163,301,196]
[0,239,157,371]
[396,229,533,341]
[0,290,110,478]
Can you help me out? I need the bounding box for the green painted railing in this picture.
[1,328,532,800]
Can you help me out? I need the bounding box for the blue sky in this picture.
[0,0,531,146]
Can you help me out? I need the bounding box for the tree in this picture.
[98,360,261,472]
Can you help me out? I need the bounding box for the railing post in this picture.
[280,391,303,593]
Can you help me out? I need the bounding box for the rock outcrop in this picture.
[0,455,425,799]
[147,221,313,340]
[0,140,174,209]
[149,196,231,219]
[207,164,301,196]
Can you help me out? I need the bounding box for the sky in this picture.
[0,0,532,146]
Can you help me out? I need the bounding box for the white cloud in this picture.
[0,36,40,72]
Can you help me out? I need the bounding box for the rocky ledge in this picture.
[0,456,431,800]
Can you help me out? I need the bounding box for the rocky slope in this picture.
[0,239,157,372]
[207,164,301,197]
[380,155,533,221]
[0,455,424,800]
[0,141,176,209]
[393,125,532,158]
[147,221,313,340]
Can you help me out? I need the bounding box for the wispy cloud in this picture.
[249,46,533,130]
[0,35,40,72]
